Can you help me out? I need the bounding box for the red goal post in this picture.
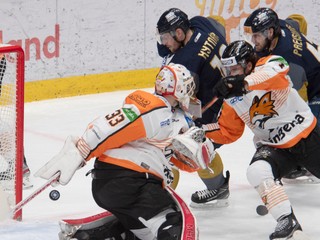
[0,44,24,220]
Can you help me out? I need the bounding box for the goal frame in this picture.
[0,45,24,220]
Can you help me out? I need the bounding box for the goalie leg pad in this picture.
[59,212,136,240]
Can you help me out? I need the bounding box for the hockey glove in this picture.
[34,136,86,185]
[214,74,246,99]
[172,126,215,171]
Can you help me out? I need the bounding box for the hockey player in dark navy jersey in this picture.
[156,8,230,208]
[244,8,320,183]
[244,8,320,122]
[157,11,226,124]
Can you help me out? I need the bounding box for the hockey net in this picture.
[0,44,24,220]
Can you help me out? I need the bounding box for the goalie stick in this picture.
[9,172,60,218]
[166,186,198,240]
[60,186,198,240]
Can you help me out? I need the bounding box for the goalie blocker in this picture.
[59,186,198,240]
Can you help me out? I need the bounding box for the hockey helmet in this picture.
[157,8,190,34]
[244,8,280,35]
[221,40,256,75]
[155,63,196,111]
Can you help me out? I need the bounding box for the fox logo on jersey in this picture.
[249,92,278,129]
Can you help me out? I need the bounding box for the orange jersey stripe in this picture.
[125,90,167,114]
[86,117,146,160]
[86,90,168,160]
[205,103,245,144]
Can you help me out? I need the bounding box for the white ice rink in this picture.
[1,89,320,239]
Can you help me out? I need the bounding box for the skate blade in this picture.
[289,230,311,240]
[190,199,229,209]
[282,176,320,184]
[23,181,34,190]
[272,230,311,240]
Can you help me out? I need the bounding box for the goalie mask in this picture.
[155,63,196,111]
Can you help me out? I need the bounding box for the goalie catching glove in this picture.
[34,136,86,185]
[172,126,215,171]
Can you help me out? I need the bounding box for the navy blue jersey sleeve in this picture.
[272,20,320,100]
[157,42,171,58]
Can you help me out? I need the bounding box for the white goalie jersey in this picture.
[77,90,194,185]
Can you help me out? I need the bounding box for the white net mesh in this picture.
[0,47,23,220]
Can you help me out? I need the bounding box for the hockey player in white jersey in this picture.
[184,40,319,239]
[35,63,215,240]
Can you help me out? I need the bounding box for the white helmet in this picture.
[155,63,196,111]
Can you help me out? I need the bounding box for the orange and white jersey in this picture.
[77,90,192,185]
[205,55,317,148]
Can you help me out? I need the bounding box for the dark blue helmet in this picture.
[244,8,280,35]
[157,8,190,34]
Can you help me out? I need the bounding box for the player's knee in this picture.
[247,160,274,187]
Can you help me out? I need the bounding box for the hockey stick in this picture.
[9,172,60,218]
[201,96,219,114]
[191,96,220,121]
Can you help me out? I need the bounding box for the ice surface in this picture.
[0,89,319,240]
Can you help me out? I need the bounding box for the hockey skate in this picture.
[22,160,33,189]
[269,211,310,240]
[190,171,230,209]
[282,167,320,185]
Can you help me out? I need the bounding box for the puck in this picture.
[256,205,268,216]
[49,190,60,201]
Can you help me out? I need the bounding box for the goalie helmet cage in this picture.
[0,44,24,221]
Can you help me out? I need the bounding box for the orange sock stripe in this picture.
[264,185,289,210]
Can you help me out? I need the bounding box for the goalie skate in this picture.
[22,158,33,189]
[22,169,33,190]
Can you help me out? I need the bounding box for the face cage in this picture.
[177,76,196,111]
